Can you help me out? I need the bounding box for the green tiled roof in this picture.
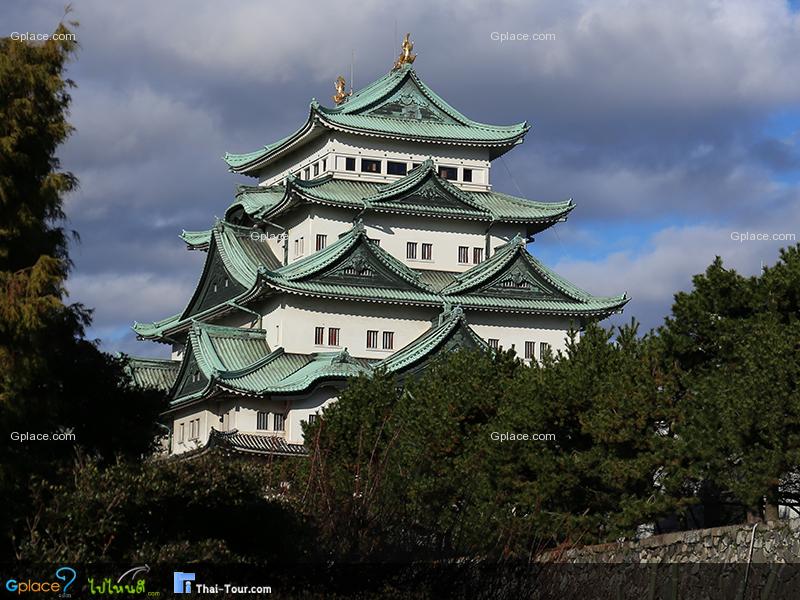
[439,235,629,316]
[259,222,442,305]
[170,310,487,406]
[225,162,573,227]
[133,220,280,341]
[180,229,213,251]
[224,133,297,168]
[132,312,181,341]
[415,269,458,292]
[256,350,373,394]
[224,65,528,175]
[123,355,180,391]
[376,306,488,374]
[206,429,308,457]
[135,221,627,344]
[169,321,374,406]
[231,184,286,220]
[190,321,272,372]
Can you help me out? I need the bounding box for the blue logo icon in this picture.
[55,567,77,595]
[173,572,195,593]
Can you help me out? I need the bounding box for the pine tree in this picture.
[0,20,166,559]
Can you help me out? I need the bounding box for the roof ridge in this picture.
[214,346,288,379]
[364,158,488,214]
[190,320,267,337]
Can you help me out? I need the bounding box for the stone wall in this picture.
[530,520,800,599]
[545,519,800,563]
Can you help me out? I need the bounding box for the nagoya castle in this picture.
[129,35,628,456]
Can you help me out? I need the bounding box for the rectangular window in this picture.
[366,330,379,349]
[369,237,381,247]
[316,234,327,251]
[307,413,318,424]
[322,158,327,171]
[411,163,421,170]
[458,246,469,264]
[361,158,381,173]
[525,341,535,360]
[473,247,484,264]
[387,161,407,175]
[345,157,356,171]
[421,243,432,260]
[257,411,269,430]
[313,162,320,176]
[273,413,285,432]
[463,168,473,182]
[438,166,457,180]
[382,331,394,350]
[406,241,418,259]
[189,418,199,440]
[303,167,310,180]
[178,422,185,443]
[314,326,325,345]
[328,327,340,347]
[540,342,551,358]
[488,338,499,350]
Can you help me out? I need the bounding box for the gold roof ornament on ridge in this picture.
[392,33,416,71]
[332,75,351,105]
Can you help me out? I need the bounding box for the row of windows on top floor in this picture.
[314,326,550,358]
[293,234,491,266]
[294,157,476,182]
[314,326,395,350]
[256,410,318,432]
[176,411,316,441]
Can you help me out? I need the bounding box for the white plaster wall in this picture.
[285,387,338,444]
[168,386,340,454]
[256,133,330,186]
[260,294,437,358]
[466,311,579,361]
[258,133,493,191]
[269,204,526,274]
[365,213,524,273]
[171,406,218,455]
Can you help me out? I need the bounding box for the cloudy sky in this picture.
[4,0,800,357]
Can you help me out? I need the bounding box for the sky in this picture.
[3,0,800,357]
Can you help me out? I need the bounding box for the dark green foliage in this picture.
[16,453,314,563]
[0,21,167,561]
[494,322,676,546]
[660,248,800,517]
[301,335,675,559]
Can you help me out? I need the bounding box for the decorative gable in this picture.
[171,345,209,400]
[366,163,488,217]
[387,178,480,212]
[478,255,557,299]
[182,248,247,318]
[317,243,412,289]
[366,80,454,123]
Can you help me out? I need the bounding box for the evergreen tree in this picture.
[302,333,672,559]
[0,21,166,559]
[660,249,800,520]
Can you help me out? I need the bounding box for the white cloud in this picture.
[554,221,799,331]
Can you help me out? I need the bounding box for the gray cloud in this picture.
[2,0,799,357]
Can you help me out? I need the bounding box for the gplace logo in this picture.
[3,567,77,595]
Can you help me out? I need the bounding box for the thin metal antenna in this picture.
[500,155,568,257]
[350,49,355,92]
